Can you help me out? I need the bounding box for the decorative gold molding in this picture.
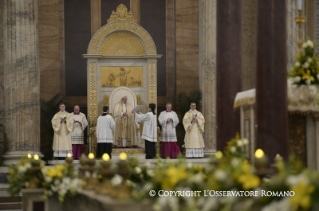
[87,4,156,56]
[88,63,98,121]
[102,94,109,108]
[148,63,157,104]
[136,94,142,105]
[107,4,136,23]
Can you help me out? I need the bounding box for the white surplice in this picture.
[70,112,88,144]
[158,111,179,142]
[96,114,115,143]
[135,112,157,142]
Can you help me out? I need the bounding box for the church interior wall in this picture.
[0,1,4,122]
[140,0,166,97]
[175,0,199,95]
[0,1,4,157]
[38,0,65,101]
[64,0,91,97]
[165,0,176,108]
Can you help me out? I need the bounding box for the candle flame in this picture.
[102,153,110,161]
[27,153,32,159]
[67,153,72,158]
[88,153,95,159]
[255,149,264,159]
[119,152,127,160]
[34,154,39,161]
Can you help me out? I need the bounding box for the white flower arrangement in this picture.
[288,39,319,85]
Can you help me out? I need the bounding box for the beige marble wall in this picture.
[241,0,256,90]
[166,0,176,105]
[91,0,101,36]
[175,0,199,94]
[130,0,140,25]
[199,0,216,153]
[38,0,65,101]
[3,0,41,164]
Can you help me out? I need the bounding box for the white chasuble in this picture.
[113,101,137,146]
[96,115,115,143]
[70,112,88,144]
[158,111,179,142]
[135,112,157,142]
[51,111,73,153]
[183,110,205,149]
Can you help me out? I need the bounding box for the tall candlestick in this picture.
[297,0,302,10]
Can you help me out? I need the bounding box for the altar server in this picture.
[70,105,88,159]
[133,103,157,159]
[96,106,115,158]
[158,103,181,158]
[52,103,73,160]
[183,103,205,158]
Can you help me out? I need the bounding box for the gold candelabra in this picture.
[295,9,306,49]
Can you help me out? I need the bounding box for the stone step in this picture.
[0,202,21,210]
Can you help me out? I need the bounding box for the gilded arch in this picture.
[87,4,157,55]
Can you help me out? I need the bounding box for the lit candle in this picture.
[88,153,95,159]
[67,153,72,158]
[297,0,302,10]
[275,154,283,161]
[27,153,32,159]
[102,153,110,161]
[254,149,264,159]
[215,151,223,159]
[34,154,39,161]
[119,152,127,160]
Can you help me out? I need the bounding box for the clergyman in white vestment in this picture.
[158,103,181,158]
[133,103,157,159]
[51,103,73,159]
[96,106,115,158]
[113,96,137,147]
[70,105,88,159]
[183,102,205,158]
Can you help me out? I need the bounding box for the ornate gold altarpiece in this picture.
[83,4,162,154]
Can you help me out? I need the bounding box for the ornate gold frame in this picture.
[85,4,160,136]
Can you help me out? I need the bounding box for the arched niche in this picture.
[83,4,162,122]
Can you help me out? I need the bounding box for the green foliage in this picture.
[40,93,64,161]
[175,90,202,127]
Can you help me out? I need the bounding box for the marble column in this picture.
[166,0,176,107]
[0,1,4,157]
[130,0,140,25]
[3,0,42,165]
[241,0,256,90]
[199,0,216,153]
[286,0,299,71]
[91,0,101,36]
[216,0,242,151]
[256,0,289,159]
